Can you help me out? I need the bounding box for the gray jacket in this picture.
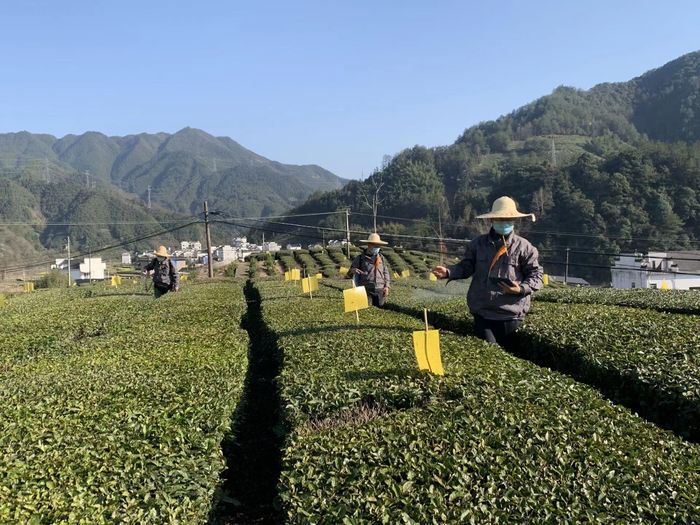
[145,258,180,290]
[447,230,543,321]
[347,252,391,292]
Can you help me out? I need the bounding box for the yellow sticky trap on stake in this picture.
[412,309,444,375]
[315,273,323,280]
[543,274,549,286]
[661,280,669,290]
[111,276,119,287]
[284,271,291,281]
[429,273,437,282]
[393,271,400,279]
[343,282,369,324]
[401,269,410,278]
[301,276,319,295]
[291,269,301,281]
[339,266,349,276]
[23,282,35,293]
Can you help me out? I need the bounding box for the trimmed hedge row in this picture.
[293,251,318,276]
[0,282,249,523]
[381,249,409,273]
[388,284,700,441]
[254,280,700,523]
[536,286,700,315]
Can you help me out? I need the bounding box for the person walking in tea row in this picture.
[144,245,180,299]
[432,197,543,348]
[347,233,391,308]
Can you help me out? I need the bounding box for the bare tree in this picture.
[359,171,386,233]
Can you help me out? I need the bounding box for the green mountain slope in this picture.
[0,127,346,217]
[273,51,700,283]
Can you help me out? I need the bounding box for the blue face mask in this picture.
[370,247,381,255]
[493,222,514,236]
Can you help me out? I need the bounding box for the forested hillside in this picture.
[276,51,700,282]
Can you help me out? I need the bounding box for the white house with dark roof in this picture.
[611,251,700,290]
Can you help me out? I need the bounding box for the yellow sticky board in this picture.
[660,280,669,290]
[343,286,369,313]
[339,266,349,276]
[543,273,549,286]
[428,273,437,282]
[23,283,34,292]
[284,271,291,281]
[401,269,410,278]
[393,271,400,279]
[302,276,319,293]
[111,276,119,287]
[181,274,188,282]
[315,273,323,280]
[291,268,301,281]
[412,329,444,375]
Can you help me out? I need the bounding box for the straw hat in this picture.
[476,196,536,222]
[359,232,389,246]
[154,245,170,257]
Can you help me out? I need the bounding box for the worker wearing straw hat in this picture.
[347,232,391,307]
[432,197,543,348]
[143,245,180,299]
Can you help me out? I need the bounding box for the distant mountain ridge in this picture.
[0,127,347,217]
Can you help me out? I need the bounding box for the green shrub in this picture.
[35,270,68,289]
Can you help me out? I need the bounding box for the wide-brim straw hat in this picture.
[359,232,389,246]
[476,196,536,222]
[154,245,170,257]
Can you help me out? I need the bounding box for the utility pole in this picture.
[44,157,49,183]
[565,247,570,285]
[550,138,557,167]
[85,170,90,189]
[345,208,351,260]
[88,244,92,284]
[67,236,71,287]
[204,201,214,278]
[147,185,152,209]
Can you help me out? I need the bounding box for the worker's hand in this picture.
[383,287,389,297]
[499,281,521,295]
[351,268,365,275]
[432,266,449,279]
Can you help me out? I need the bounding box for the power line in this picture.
[0,219,200,226]
[0,220,203,273]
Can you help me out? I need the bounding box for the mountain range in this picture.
[0,128,346,267]
[270,51,700,282]
[2,51,699,281]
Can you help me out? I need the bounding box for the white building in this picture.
[180,241,203,252]
[262,241,281,253]
[121,252,132,265]
[233,237,248,248]
[78,257,107,280]
[611,251,700,290]
[287,244,302,251]
[214,245,237,262]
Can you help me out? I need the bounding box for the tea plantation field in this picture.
[2,277,698,523]
[0,282,248,523]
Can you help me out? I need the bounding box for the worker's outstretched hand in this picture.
[432,266,448,279]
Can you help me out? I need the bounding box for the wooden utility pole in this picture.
[565,247,570,285]
[204,201,214,278]
[67,236,71,287]
[345,208,351,260]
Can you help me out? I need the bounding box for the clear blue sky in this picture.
[1,1,698,179]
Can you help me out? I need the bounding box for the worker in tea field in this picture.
[143,245,180,299]
[347,232,391,307]
[432,196,543,348]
